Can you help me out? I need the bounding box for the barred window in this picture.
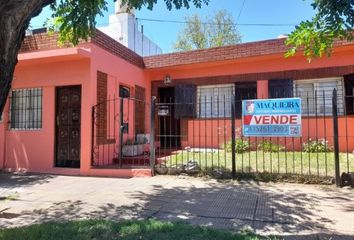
[344,74,354,115]
[235,82,257,118]
[197,84,235,118]
[269,79,294,98]
[10,88,43,129]
[294,77,344,115]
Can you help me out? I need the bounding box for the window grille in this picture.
[294,78,344,115]
[197,84,235,118]
[10,88,43,129]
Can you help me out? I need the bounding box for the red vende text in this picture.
[254,115,298,125]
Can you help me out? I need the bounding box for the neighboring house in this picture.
[98,0,162,56]
[0,28,353,177]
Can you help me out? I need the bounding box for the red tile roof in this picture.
[20,30,144,68]
[20,29,353,70]
[143,38,352,69]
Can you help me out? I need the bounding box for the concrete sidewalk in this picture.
[0,173,353,239]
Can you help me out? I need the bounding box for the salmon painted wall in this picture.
[0,102,8,169]
[3,55,90,175]
[83,44,149,173]
[0,122,4,169]
[1,43,151,177]
[147,45,354,81]
[180,117,354,152]
[148,45,354,154]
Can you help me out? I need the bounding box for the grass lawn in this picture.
[162,150,354,177]
[0,219,269,240]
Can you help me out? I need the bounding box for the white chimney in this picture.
[115,0,135,15]
[98,0,162,56]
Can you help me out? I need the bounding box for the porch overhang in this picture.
[18,47,92,66]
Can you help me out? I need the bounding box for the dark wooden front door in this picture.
[55,86,81,168]
[158,87,181,148]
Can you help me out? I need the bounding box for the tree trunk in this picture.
[0,0,54,115]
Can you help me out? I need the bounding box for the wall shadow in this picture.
[0,172,55,189]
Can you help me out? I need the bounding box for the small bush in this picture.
[303,139,332,153]
[222,138,250,153]
[258,140,284,152]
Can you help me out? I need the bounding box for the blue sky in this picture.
[31,0,316,53]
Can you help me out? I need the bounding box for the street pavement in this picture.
[0,173,353,239]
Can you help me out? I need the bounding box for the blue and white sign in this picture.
[242,98,302,137]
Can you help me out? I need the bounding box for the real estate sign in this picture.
[242,98,302,137]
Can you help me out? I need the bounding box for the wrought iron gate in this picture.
[91,95,151,169]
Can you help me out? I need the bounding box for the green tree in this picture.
[0,0,209,115]
[174,10,242,51]
[286,0,353,60]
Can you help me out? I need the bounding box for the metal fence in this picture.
[91,95,151,168]
[151,90,354,181]
[91,89,354,182]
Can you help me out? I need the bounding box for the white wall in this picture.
[98,12,162,57]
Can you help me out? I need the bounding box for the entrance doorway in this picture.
[55,86,81,168]
[158,87,181,148]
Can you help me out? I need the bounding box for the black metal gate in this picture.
[91,95,151,169]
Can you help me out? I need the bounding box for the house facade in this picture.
[0,29,353,177]
[0,30,151,177]
[145,40,354,153]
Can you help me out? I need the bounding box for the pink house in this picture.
[0,30,151,177]
[0,29,354,177]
